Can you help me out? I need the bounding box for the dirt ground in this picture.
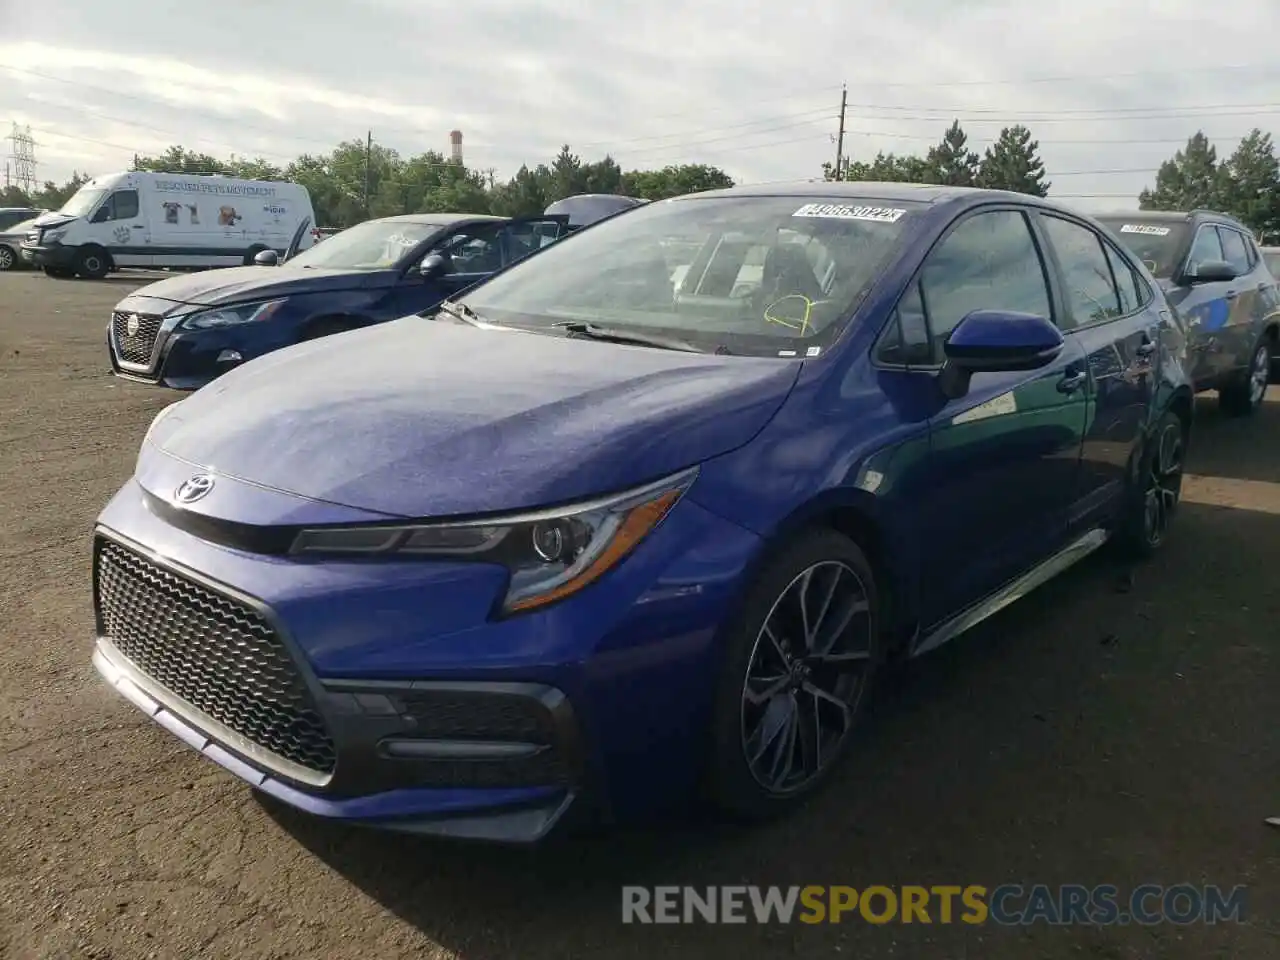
[0,269,1276,959]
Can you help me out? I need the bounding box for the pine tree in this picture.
[976,125,1050,196]
[926,121,980,187]
[1138,132,1224,211]
[1219,129,1280,237]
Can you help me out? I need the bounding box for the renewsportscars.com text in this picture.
[621,884,1247,926]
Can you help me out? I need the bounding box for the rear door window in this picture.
[1217,227,1251,277]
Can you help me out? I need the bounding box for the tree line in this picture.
[0,141,733,228]
[3,121,1278,237]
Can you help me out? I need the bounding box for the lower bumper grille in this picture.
[94,537,337,776]
[111,311,163,366]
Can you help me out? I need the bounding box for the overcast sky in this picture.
[2,0,1280,211]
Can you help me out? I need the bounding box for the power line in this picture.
[844,63,1280,89]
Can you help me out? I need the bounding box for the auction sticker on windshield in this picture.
[793,204,906,223]
[1119,224,1172,236]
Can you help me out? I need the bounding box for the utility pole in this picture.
[486,168,496,189]
[363,130,372,217]
[6,123,37,194]
[833,84,847,181]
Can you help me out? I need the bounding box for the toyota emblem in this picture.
[126,314,140,336]
[175,474,215,504]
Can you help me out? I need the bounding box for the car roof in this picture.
[671,181,1042,205]
[1092,208,1250,229]
[372,213,506,227]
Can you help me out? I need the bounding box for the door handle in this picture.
[132,224,145,229]
[1057,370,1088,393]
[1259,282,1270,292]
[1225,290,1238,300]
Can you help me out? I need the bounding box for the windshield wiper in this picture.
[435,299,489,326]
[552,321,721,354]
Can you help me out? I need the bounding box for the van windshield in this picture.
[59,187,108,218]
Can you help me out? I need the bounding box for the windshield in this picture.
[460,196,920,357]
[284,219,444,270]
[1262,250,1280,277]
[59,187,107,218]
[1096,218,1189,278]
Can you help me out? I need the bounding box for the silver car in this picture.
[0,216,41,271]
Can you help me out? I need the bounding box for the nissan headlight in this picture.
[289,467,697,614]
[179,299,286,330]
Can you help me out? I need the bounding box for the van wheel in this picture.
[0,245,16,271]
[74,246,111,280]
[706,528,883,821]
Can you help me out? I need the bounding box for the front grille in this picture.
[95,538,337,775]
[111,311,163,366]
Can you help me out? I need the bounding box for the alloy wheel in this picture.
[0,247,13,270]
[739,560,873,794]
[1143,422,1184,548]
[1249,343,1270,406]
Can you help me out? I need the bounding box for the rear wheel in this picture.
[1219,338,1269,417]
[1114,409,1185,559]
[706,528,882,821]
[0,245,16,271]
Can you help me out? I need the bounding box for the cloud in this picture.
[2,0,1279,208]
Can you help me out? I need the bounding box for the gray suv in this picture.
[1097,210,1280,416]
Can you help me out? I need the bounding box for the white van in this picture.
[21,171,316,279]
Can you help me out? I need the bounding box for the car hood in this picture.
[145,319,801,517]
[115,265,391,311]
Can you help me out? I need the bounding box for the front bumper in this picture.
[21,242,74,269]
[107,314,293,390]
[92,478,763,838]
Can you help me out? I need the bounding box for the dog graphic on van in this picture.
[186,204,199,224]
[218,206,242,227]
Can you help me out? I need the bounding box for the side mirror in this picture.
[419,252,453,279]
[939,310,1064,400]
[1188,259,1236,284]
[254,249,279,266]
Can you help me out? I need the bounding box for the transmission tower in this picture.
[7,124,37,194]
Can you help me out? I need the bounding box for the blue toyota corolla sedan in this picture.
[92,182,1193,842]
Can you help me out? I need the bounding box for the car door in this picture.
[1216,225,1265,373]
[1176,222,1232,386]
[905,207,1089,624]
[90,189,151,267]
[1034,212,1164,526]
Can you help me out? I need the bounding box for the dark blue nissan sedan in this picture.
[106,212,569,389]
[92,182,1193,842]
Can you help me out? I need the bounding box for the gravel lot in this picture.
[0,269,1277,959]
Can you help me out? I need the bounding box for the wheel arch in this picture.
[733,489,916,655]
[298,312,369,342]
[78,242,114,270]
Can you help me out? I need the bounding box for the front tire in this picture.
[1219,338,1270,417]
[706,528,882,821]
[1114,409,1185,559]
[74,246,111,280]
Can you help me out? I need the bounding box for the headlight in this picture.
[43,228,67,243]
[179,299,286,330]
[290,467,697,614]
